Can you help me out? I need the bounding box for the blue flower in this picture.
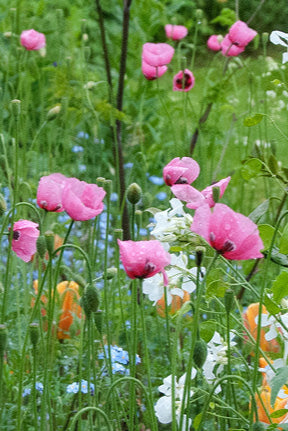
[124,162,133,169]
[148,176,164,186]
[66,380,94,394]
[77,131,89,140]
[22,382,43,397]
[156,192,167,201]
[72,145,84,153]
[112,363,129,375]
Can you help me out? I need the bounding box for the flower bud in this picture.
[44,231,55,256]
[82,284,99,318]
[196,9,203,20]
[47,105,61,121]
[114,228,123,240]
[0,324,7,354]
[127,183,142,205]
[195,246,205,267]
[29,323,39,348]
[94,310,103,334]
[36,235,47,259]
[262,32,269,45]
[60,265,86,289]
[106,267,117,280]
[212,186,220,204]
[252,423,265,431]
[96,177,106,186]
[0,193,7,216]
[193,338,207,368]
[10,99,21,117]
[224,289,234,314]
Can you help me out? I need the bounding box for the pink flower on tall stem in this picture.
[221,20,257,57]
[190,203,264,260]
[163,157,200,187]
[37,173,68,212]
[12,220,40,262]
[165,24,188,41]
[142,43,174,67]
[173,69,195,92]
[61,178,106,221]
[118,240,171,285]
[207,35,223,51]
[20,29,46,51]
[171,176,231,209]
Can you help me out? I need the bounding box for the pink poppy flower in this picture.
[221,34,245,57]
[20,29,46,51]
[173,69,195,92]
[12,220,40,262]
[61,178,106,221]
[163,157,200,187]
[228,20,257,47]
[142,59,167,80]
[118,239,171,285]
[207,35,223,51]
[190,203,264,260]
[165,24,188,41]
[171,177,231,209]
[142,43,174,67]
[37,173,68,212]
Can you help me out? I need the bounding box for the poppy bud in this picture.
[94,310,103,334]
[196,9,203,20]
[106,267,117,280]
[193,338,208,368]
[10,99,21,117]
[47,105,61,121]
[224,289,234,314]
[252,423,265,431]
[262,33,269,45]
[212,186,220,204]
[0,324,7,354]
[127,183,142,205]
[195,246,205,267]
[36,235,47,259]
[29,322,39,348]
[82,284,99,318]
[0,193,7,216]
[114,228,123,241]
[60,265,86,289]
[44,231,54,256]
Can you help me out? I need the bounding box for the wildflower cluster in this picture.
[98,345,141,375]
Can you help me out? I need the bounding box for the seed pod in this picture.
[195,246,205,267]
[29,323,39,348]
[82,284,99,318]
[224,289,234,314]
[47,105,61,121]
[127,183,142,205]
[106,267,117,280]
[193,338,208,368]
[44,231,54,256]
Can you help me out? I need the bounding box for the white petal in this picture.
[283,52,288,64]
[170,287,184,298]
[155,396,172,424]
[270,31,288,47]
[265,326,278,341]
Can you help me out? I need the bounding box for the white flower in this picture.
[150,198,193,242]
[270,31,288,64]
[142,252,205,305]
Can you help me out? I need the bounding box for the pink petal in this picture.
[142,60,167,80]
[20,29,46,51]
[190,204,212,243]
[207,35,222,51]
[163,157,200,186]
[171,184,204,208]
[228,20,257,47]
[221,34,245,57]
[165,24,188,41]
[201,176,231,207]
[142,43,174,67]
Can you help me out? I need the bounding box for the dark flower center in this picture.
[13,231,20,241]
[139,260,156,279]
[176,73,192,90]
[209,233,236,255]
[174,176,188,184]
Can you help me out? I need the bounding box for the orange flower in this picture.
[156,291,190,317]
[243,303,280,355]
[56,281,82,339]
[255,385,288,426]
[31,280,82,339]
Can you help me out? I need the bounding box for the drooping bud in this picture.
[106,267,117,280]
[212,186,220,204]
[94,310,103,335]
[60,265,86,289]
[0,324,7,354]
[36,235,47,259]
[224,289,234,314]
[0,193,7,216]
[195,246,205,267]
[127,183,142,205]
[193,338,208,368]
[29,323,39,348]
[44,231,54,256]
[47,105,61,121]
[82,284,99,318]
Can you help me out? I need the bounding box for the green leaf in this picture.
[271,79,282,86]
[241,158,263,180]
[249,200,270,223]
[210,8,236,27]
[264,294,281,315]
[271,367,288,407]
[200,321,217,343]
[272,271,288,303]
[270,408,288,418]
[258,224,275,251]
[243,113,264,127]
[193,412,202,430]
[268,154,279,175]
[279,224,288,254]
[269,246,288,267]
